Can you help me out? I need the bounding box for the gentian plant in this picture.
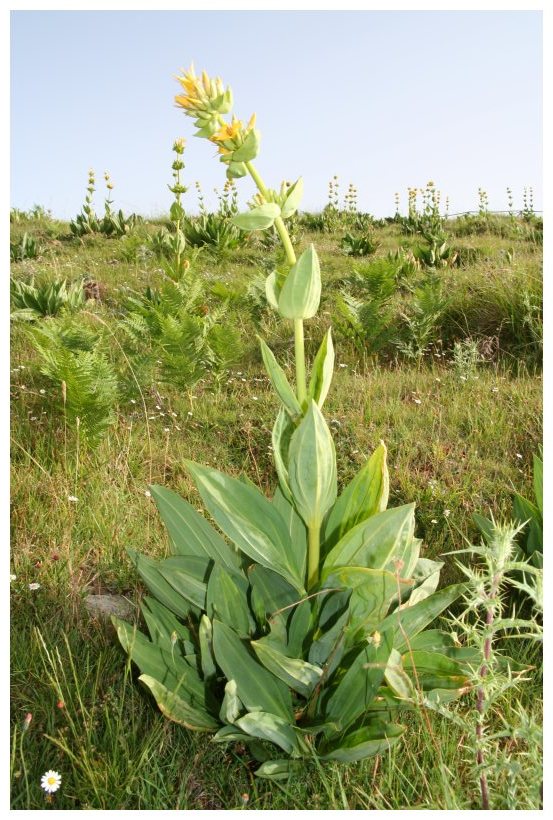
[114,66,468,778]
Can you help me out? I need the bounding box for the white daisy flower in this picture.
[10,574,16,582]
[67,495,78,503]
[40,770,62,794]
[29,583,41,591]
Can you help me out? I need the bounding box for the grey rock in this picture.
[84,593,136,621]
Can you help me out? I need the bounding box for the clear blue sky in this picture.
[11,10,542,219]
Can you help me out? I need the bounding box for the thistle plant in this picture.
[445,523,542,809]
[114,65,468,776]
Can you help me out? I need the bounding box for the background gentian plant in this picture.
[114,65,469,778]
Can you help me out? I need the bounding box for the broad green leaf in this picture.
[231,128,260,163]
[272,408,294,501]
[402,650,467,690]
[288,401,337,528]
[159,555,212,610]
[140,596,195,654]
[533,454,543,516]
[235,712,303,755]
[319,721,404,762]
[377,583,466,650]
[114,619,205,706]
[278,244,321,320]
[307,328,334,409]
[127,548,192,619]
[308,590,351,667]
[212,620,293,720]
[323,442,389,554]
[324,631,393,730]
[232,203,281,232]
[199,615,217,681]
[323,504,415,575]
[272,486,307,582]
[150,485,241,573]
[248,564,299,631]
[408,558,443,606]
[259,337,302,418]
[139,675,218,732]
[384,648,415,701]
[280,177,304,219]
[254,759,301,781]
[251,639,322,697]
[265,271,280,310]
[323,566,412,638]
[219,679,242,725]
[206,564,252,637]
[186,460,304,591]
[286,599,312,657]
[226,161,247,179]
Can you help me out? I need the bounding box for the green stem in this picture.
[244,160,307,403]
[307,524,321,590]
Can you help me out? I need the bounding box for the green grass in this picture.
[10,210,542,809]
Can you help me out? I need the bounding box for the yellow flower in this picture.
[211,117,242,143]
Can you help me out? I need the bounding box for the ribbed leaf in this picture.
[140,596,195,654]
[323,566,412,638]
[402,650,467,690]
[139,674,218,731]
[323,631,393,730]
[280,177,304,219]
[186,460,304,591]
[199,615,217,681]
[323,504,415,575]
[323,442,389,554]
[219,679,243,724]
[272,486,307,581]
[235,712,302,755]
[259,337,302,418]
[288,401,337,528]
[533,454,543,516]
[408,558,443,606]
[127,548,192,619]
[159,555,212,610]
[272,408,294,501]
[278,244,321,320]
[114,619,205,706]
[212,620,293,720]
[319,721,404,762]
[307,328,334,409]
[248,564,299,627]
[206,563,252,637]
[251,639,322,697]
[150,484,242,573]
[254,759,301,781]
[232,203,280,232]
[286,599,313,657]
[377,583,465,650]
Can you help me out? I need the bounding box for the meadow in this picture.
[10,167,543,809]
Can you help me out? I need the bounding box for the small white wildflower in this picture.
[144,490,152,498]
[460,375,467,381]
[29,583,41,591]
[155,405,161,410]
[516,453,523,459]
[164,427,170,432]
[252,396,258,401]
[241,378,247,382]
[40,770,61,794]
[338,363,348,368]
[39,388,46,394]
[130,399,136,404]
[148,415,156,420]
[431,519,438,524]
[67,495,78,503]
[435,377,441,383]
[187,411,193,416]
[443,509,451,518]
[491,387,499,393]
[171,412,177,417]
[413,398,422,405]
[10,574,16,582]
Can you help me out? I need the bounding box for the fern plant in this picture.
[29,319,118,445]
